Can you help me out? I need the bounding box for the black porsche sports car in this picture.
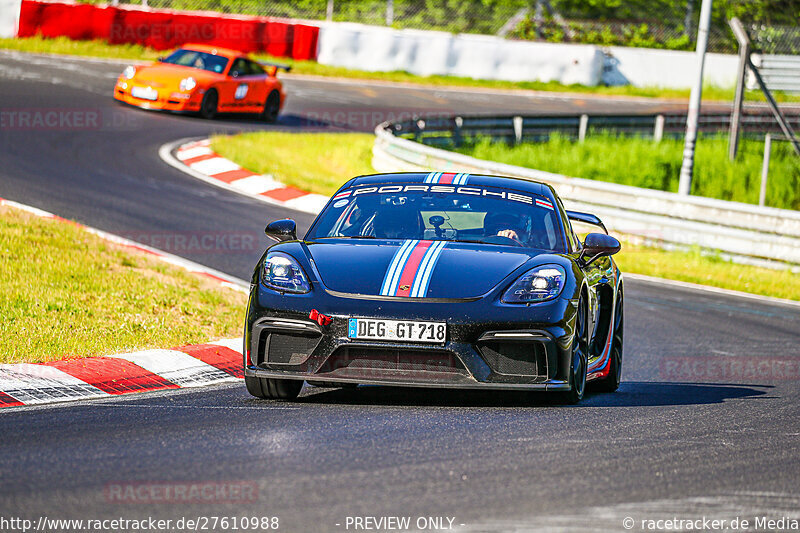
[244,172,623,404]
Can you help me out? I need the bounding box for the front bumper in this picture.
[244,284,578,391]
[113,80,202,112]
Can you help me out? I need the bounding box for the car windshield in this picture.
[161,49,229,74]
[307,184,567,252]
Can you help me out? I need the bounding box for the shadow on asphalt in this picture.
[295,381,771,408]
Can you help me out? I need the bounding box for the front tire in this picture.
[557,295,589,405]
[199,89,218,120]
[245,375,303,400]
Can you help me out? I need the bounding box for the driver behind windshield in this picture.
[483,212,528,244]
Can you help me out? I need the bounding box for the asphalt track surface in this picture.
[1,50,799,532]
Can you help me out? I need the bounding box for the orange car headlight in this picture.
[179,77,197,92]
[122,65,136,80]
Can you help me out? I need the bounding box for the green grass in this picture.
[212,130,800,300]
[616,241,800,301]
[0,206,246,364]
[5,35,800,103]
[210,131,375,196]
[0,35,159,61]
[455,134,800,210]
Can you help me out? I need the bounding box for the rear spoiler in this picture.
[566,210,608,234]
[259,61,292,74]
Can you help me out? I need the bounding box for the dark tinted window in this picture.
[161,49,229,74]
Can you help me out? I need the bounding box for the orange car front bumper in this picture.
[113,80,203,112]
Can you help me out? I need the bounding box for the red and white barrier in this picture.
[17,0,319,60]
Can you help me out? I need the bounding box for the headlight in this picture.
[122,65,136,79]
[502,264,566,303]
[179,77,196,91]
[262,252,310,294]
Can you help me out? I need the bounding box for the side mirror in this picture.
[265,219,297,242]
[266,65,278,77]
[580,233,620,265]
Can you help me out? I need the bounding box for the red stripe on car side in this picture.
[48,357,179,395]
[395,241,432,297]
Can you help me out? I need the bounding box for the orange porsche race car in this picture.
[114,44,288,121]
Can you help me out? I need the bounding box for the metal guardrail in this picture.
[750,55,800,94]
[389,111,800,147]
[372,113,800,270]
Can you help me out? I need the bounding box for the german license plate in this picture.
[348,318,446,343]
[131,86,158,101]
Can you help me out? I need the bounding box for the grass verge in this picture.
[4,35,800,103]
[455,134,800,210]
[210,131,375,196]
[616,241,800,301]
[211,130,800,301]
[0,205,246,364]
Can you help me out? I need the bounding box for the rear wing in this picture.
[566,210,608,234]
[259,61,292,75]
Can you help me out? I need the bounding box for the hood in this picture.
[307,239,536,299]
[131,63,219,87]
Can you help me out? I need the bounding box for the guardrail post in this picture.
[760,133,772,207]
[513,116,523,145]
[728,18,750,161]
[413,118,425,142]
[578,114,588,143]
[654,115,665,142]
[454,116,463,147]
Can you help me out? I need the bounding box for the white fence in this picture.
[317,22,605,86]
[316,22,741,89]
[0,0,21,38]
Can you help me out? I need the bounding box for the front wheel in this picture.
[556,295,589,405]
[199,89,218,120]
[245,375,303,400]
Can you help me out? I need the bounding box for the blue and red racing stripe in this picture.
[535,198,554,210]
[380,240,448,297]
[424,172,470,185]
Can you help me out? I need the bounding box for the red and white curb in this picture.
[162,138,329,215]
[0,198,252,409]
[0,339,243,409]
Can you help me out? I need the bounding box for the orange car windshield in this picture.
[161,49,229,74]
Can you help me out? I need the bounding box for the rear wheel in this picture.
[199,89,218,120]
[245,375,303,400]
[556,295,589,405]
[593,291,624,392]
[261,90,280,123]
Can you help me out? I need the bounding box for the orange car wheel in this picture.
[261,90,281,123]
[199,89,218,120]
